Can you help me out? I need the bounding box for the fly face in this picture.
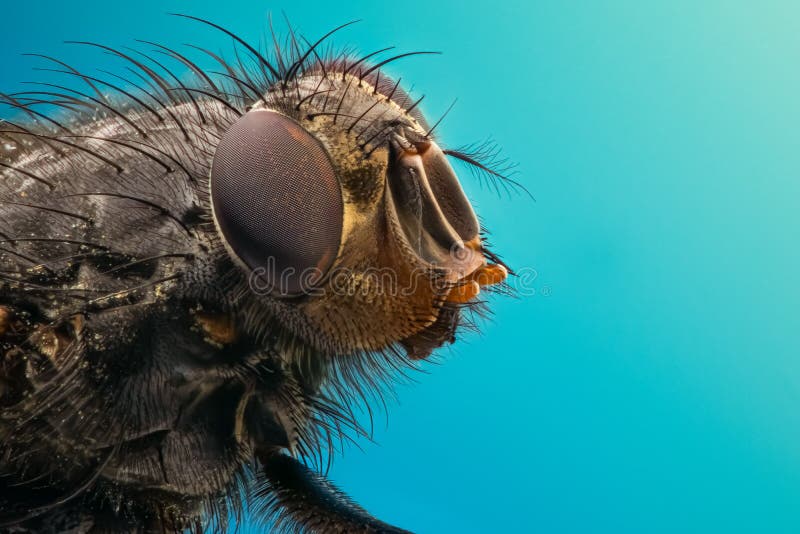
[210,71,507,357]
[0,15,515,533]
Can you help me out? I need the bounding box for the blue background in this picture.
[3,1,799,532]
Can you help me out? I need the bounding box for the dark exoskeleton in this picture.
[0,14,515,533]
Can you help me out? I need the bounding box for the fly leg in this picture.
[257,451,413,534]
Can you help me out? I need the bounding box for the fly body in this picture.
[0,14,517,533]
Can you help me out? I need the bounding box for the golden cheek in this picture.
[299,206,449,352]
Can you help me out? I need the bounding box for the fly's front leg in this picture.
[257,451,413,534]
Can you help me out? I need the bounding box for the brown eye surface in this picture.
[210,110,343,296]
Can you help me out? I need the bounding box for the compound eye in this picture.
[210,110,343,296]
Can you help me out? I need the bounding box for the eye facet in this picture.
[210,110,343,296]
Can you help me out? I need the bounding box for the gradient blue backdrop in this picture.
[2,1,799,532]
